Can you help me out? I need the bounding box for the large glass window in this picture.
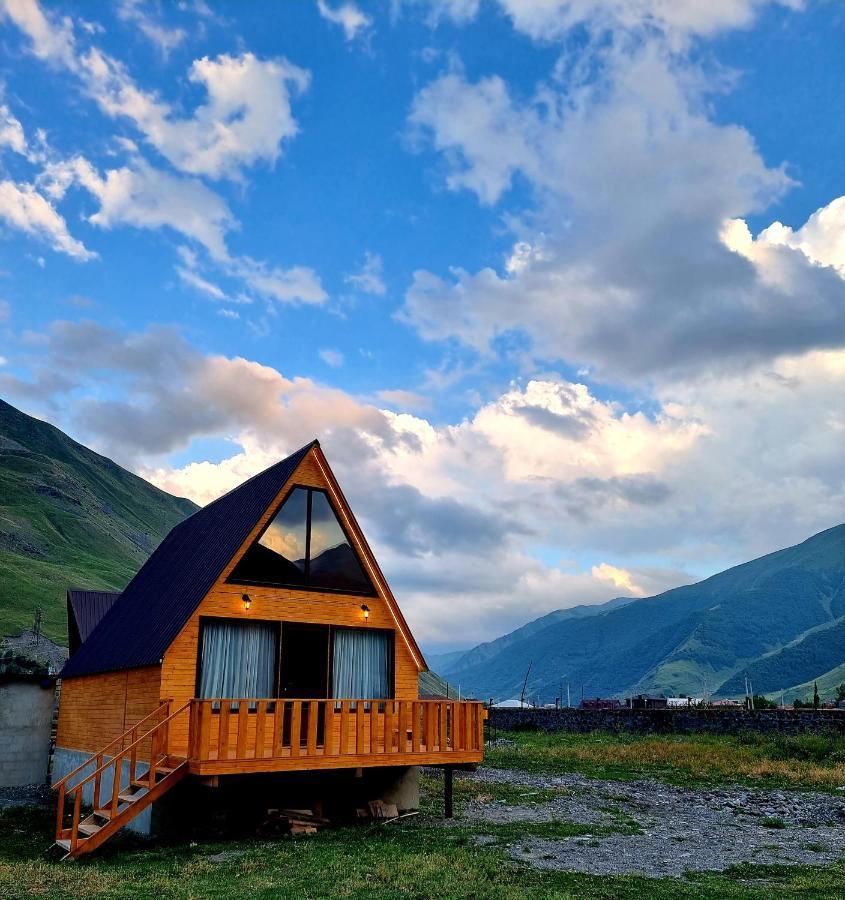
[229,486,375,594]
[198,619,277,700]
[331,628,391,699]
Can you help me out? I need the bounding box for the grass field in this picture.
[4,730,845,900]
[485,730,845,790]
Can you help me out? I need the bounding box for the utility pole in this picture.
[519,661,533,707]
[567,682,571,708]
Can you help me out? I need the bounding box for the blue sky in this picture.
[1,1,844,651]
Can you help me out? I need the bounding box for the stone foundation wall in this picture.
[489,707,845,736]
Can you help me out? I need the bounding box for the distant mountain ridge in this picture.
[0,399,197,643]
[438,524,845,703]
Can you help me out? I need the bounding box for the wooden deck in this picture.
[186,698,485,774]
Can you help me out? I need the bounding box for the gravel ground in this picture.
[455,766,845,879]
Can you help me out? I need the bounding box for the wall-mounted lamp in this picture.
[242,593,252,612]
[360,603,370,621]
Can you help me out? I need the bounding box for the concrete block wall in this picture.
[0,681,56,786]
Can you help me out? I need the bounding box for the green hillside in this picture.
[0,399,197,643]
[443,523,845,703]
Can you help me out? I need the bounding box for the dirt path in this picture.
[455,766,845,879]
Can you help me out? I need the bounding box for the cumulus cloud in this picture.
[402,33,845,382]
[80,48,310,181]
[316,0,372,41]
[3,1,310,181]
[0,180,96,259]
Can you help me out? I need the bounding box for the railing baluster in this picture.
[93,752,103,812]
[110,753,121,815]
[355,702,364,754]
[340,700,350,755]
[411,702,420,752]
[426,704,436,753]
[439,702,447,753]
[290,701,301,757]
[273,701,283,756]
[323,702,335,756]
[307,700,318,756]
[384,701,394,753]
[255,701,267,759]
[55,781,65,840]
[367,701,377,754]
[236,701,249,759]
[70,789,81,853]
[218,702,231,759]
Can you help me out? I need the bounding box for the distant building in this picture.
[492,699,534,709]
[625,694,668,709]
[580,697,621,710]
[666,697,702,707]
[711,698,743,707]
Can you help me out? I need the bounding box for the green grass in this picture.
[3,782,845,899]
[485,731,845,790]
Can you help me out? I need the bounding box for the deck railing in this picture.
[187,698,484,767]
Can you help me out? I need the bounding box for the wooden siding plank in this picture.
[307,701,318,757]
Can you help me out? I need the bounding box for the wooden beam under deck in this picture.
[188,748,483,776]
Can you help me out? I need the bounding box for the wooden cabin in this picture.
[52,440,483,858]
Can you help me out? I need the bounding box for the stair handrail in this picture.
[55,700,191,847]
[52,701,170,791]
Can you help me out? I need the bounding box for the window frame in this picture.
[227,483,377,597]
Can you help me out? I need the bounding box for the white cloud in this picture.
[345,251,386,295]
[3,2,310,181]
[116,0,186,54]
[80,47,309,180]
[234,256,327,306]
[724,196,845,278]
[0,0,76,68]
[0,104,27,156]
[41,155,234,259]
[416,0,800,45]
[316,0,372,41]
[0,180,96,259]
[176,265,227,300]
[402,38,845,382]
[5,322,844,646]
[319,348,345,367]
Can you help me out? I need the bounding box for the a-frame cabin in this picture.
[52,441,483,858]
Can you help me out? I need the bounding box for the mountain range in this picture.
[437,524,845,702]
[0,399,197,642]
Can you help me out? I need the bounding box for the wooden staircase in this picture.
[52,701,190,860]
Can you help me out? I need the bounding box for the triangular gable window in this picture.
[229,486,375,594]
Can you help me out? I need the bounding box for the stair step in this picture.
[78,818,104,837]
[118,789,144,803]
[55,838,71,851]
[94,808,114,819]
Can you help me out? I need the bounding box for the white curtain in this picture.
[332,628,390,699]
[199,620,277,699]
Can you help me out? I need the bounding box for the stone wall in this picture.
[489,707,845,736]
[0,680,56,786]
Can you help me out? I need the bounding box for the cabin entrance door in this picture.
[280,623,330,745]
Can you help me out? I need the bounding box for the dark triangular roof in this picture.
[66,589,122,657]
[61,441,316,679]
